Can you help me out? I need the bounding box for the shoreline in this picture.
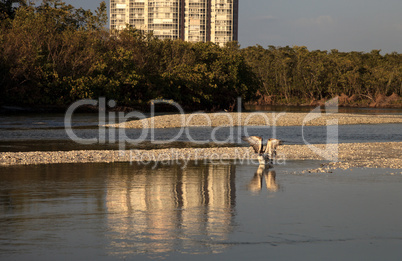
[2,103,402,114]
[108,112,402,129]
[1,142,401,171]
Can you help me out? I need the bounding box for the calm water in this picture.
[1,108,401,152]
[1,161,402,261]
[0,112,401,152]
[0,124,401,151]
[1,106,401,129]
[1,108,402,260]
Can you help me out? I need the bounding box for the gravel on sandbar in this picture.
[1,142,401,171]
[107,112,402,129]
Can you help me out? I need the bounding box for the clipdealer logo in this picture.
[64,97,339,167]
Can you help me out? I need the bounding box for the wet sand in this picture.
[1,142,401,171]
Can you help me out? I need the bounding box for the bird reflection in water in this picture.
[248,165,279,193]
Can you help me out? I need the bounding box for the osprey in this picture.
[242,136,283,165]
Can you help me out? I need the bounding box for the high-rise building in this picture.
[110,0,238,46]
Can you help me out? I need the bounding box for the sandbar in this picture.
[107,112,402,128]
[1,142,401,172]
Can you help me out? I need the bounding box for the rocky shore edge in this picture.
[1,142,401,172]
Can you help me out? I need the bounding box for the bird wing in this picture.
[242,136,263,154]
[265,138,282,154]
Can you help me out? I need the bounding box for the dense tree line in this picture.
[0,0,258,111]
[1,0,401,112]
[242,45,402,106]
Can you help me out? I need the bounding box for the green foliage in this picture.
[0,0,27,20]
[1,0,400,110]
[242,45,402,104]
[0,1,259,111]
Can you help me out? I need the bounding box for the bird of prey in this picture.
[242,136,283,165]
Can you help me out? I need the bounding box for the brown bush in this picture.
[348,94,358,103]
[338,93,349,104]
[388,93,400,103]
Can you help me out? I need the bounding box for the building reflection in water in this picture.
[105,163,236,256]
[248,166,280,193]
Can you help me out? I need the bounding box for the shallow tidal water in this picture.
[0,110,402,152]
[1,122,401,152]
[1,161,402,261]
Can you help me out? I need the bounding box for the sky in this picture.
[64,0,402,54]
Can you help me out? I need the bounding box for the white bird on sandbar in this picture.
[242,136,283,165]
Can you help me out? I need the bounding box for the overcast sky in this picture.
[64,0,402,53]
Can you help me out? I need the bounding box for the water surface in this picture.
[0,123,401,152]
[1,161,401,260]
[1,108,401,152]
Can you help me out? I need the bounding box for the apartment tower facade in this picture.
[110,0,239,46]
